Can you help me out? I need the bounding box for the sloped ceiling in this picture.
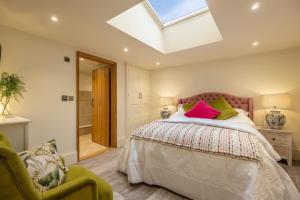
[107,2,223,54]
[0,0,299,69]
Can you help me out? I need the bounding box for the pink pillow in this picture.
[184,100,220,119]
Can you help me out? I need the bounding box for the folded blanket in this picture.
[131,120,262,161]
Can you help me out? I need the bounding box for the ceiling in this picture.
[0,0,299,70]
[79,58,107,74]
[107,3,223,54]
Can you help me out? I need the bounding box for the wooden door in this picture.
[92,67,110,147]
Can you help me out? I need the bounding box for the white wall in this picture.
[150,47,300,159]
[117,61,127,146]
[126,65,151,137]
[79,72,92,91]
[0,25,127,164]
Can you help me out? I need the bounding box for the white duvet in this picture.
[118,112,300,200]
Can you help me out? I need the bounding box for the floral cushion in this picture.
[18,139,68,192]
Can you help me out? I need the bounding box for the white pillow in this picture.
[235,108,249,116]
[226,109,255,127]
[169,105,185,119]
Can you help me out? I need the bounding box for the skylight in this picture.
[107,1,223,54]
[147,0,209,27]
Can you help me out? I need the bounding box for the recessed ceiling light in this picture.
[252,41,259,47]
[80,58,84,61]
[156,62,160,66]
[124,48,129,52]
[50,16,59,22]
[251,2,261,11]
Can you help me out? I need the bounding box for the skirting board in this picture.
[62,151,77,165]
[118,136,126,148]
[293,149,300,161]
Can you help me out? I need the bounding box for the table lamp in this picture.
[261,93,291,129]
[160,97,175,119]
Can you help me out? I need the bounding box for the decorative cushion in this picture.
[182,102,196,112]
[184,100,220,119]
[18,139,68,192]
[210,96,238,120]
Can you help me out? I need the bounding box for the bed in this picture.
[118,92,300,200]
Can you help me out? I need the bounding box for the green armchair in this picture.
[0,133,113,200]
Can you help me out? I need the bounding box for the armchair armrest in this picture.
[43,176,98,200]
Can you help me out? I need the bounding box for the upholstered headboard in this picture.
[178,92,253,120]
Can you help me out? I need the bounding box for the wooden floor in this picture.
[79,149,300,200]
[79,134,107,160]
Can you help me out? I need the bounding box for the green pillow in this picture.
[182,102,196,112]
[210,96,238,120]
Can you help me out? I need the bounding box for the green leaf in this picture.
[0,72,26,109]
[38,167,60,188]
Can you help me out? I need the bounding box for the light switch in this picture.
[61,95,68,101]
[68,96,74,101]
[64,56,70,62]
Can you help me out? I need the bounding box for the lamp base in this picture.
[266,110,286,130]
[161,107,171,119]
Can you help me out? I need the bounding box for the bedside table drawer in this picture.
[263,132,287,146]
[273,145,288,158]
[256,127,293,166]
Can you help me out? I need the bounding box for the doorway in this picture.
[76,51,117,161]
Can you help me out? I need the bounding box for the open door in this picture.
[92,67,110,147]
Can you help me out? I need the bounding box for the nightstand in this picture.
[257,127,293,166]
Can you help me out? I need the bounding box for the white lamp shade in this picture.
[261,93,291,109]
[160,97,175,106]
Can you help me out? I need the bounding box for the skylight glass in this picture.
[147,0,208,26]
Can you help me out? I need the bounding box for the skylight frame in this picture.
[145,0,209,28]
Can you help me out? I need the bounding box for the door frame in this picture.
[76,51,117,161]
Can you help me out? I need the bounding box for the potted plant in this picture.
[0,72,26,118]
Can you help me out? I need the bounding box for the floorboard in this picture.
[79,133,107,160]
[79,149,300,200]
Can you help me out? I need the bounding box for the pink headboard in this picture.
[178,92,253,120]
